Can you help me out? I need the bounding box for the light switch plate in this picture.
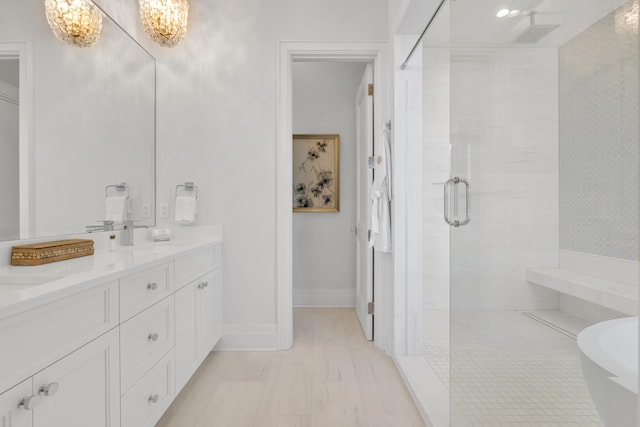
[159,203,169,219]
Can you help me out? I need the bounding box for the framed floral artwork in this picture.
[292,134,340,212]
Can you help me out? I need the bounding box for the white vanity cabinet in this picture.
[0,328,120,427]
[0,240,223,427]
[175,270,222,392]
[174,246,222,393]
[31,329,120,427]
[0,379,31,427]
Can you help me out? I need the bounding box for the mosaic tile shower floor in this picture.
[423,310,604,426]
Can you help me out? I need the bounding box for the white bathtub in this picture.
[577,317,638,427]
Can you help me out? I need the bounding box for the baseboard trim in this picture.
[293,288,355,307]
[216,323,278,351]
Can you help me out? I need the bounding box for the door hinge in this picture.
[368,302,374,315]
[368,84,374,96]
[368,156,376,169]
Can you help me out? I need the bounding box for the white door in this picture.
[355,64,374,340]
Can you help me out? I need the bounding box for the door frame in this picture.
[276,41,388,350]
[0,42,33,239]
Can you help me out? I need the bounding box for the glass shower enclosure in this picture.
[422,0,639,425]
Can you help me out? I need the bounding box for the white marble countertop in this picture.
[0,228,223,319]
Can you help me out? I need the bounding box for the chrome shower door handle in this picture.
[443,178,455,226]
[457,178,471,227]
[443,177,471,228]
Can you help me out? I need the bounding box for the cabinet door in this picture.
[174,281,200,393]
[0,379,32,427]
[199,270,221,360]
[32,329,120,427]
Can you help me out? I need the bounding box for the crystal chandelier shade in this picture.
[44,0,103,48]
[139,0,189,47]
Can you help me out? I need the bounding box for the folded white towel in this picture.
[175,196,197,224]
[105,196,127,223]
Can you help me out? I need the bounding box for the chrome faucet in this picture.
[86,220,115,233]
[120,221,150,246]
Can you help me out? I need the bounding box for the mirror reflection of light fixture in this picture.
[615,0,639,36]
[139,0,189,48]
[44,0,104,47]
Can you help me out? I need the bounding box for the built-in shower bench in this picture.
[527,251,638,316]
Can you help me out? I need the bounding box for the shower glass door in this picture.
[446,0,639,425]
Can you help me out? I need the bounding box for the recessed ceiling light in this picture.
[496,8,510,18]
[508,9,521,17]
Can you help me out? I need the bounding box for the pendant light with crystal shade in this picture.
[139,0,189,47]
[44,0,104,47]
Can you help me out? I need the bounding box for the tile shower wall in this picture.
[449,48,560,309]
[559,1,639,261]
[423,47,450,312]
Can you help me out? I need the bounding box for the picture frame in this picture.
[292,134,340,212]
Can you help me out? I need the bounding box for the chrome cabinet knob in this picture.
[41,383,59,397]
[203,281,208,288]
[147,282,158,291]
[19,395,41,411]
[197,282,204,289]
[148,394,159,403]
[148,332,159,341]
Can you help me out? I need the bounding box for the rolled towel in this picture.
[105,196,127,223]
[175,195,197,224]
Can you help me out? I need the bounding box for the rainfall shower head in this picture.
[513,11,560,44]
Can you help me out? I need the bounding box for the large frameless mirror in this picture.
[0,0,155,242]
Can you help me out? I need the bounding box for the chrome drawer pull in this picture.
[149,394,159,403]
[41,383,59,397]
[19,395,41,411]
[147,282,158,291]
[148,332,159,342]
[21,382,59,410]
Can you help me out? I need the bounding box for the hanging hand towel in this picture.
[105,196,127,223]
[174,195,197,224]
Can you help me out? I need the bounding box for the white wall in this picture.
[0,80,19,241]
[95,0,389,350]
[291,61,365,307]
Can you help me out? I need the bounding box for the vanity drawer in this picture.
[0,281,118,393]
[120,262,173,322]
[120,297,174,393]
[121,350,174,427]
[175,244,220,289]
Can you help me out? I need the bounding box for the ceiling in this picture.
[419,0,631,47]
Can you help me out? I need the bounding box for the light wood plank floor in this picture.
[157,308,425,427]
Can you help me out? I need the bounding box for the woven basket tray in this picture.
[11,239,95,266]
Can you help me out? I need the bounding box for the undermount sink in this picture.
[129,240,196,253]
